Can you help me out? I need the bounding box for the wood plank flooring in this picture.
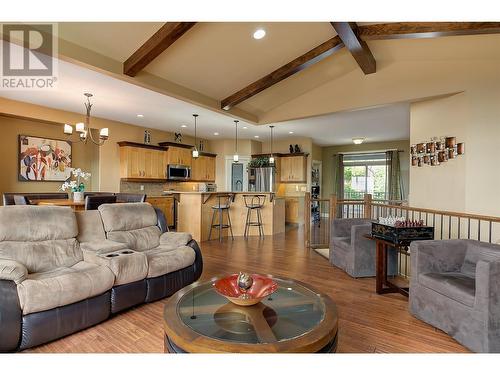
[27,225,468,353]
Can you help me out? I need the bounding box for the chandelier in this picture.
[63,93,109,146]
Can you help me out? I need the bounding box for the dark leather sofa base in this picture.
[20,292,111,350]
[111,279,147,314]
[0,280,22,352]
[145,239,203,303]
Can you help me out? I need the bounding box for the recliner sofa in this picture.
[0,203,202,352]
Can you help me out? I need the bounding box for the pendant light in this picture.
[233,120,239,163]
[192,114,199,158]
[269,125,275,165]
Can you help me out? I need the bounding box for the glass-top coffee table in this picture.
[163,276,338,353]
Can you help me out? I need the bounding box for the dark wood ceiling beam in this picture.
[221,36,344,110]
[357,22,500,40]
[124,22,196,76]
[330,22,376,74]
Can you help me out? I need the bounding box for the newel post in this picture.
[330,194,337,220]
[364,194,372,219]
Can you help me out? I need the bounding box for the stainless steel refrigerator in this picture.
[248,167,276,192]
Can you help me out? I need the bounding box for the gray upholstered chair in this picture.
[409,239,500,352]
[329,218,397,278]
[115,193,147,203]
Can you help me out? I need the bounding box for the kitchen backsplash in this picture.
[120,181,204,195]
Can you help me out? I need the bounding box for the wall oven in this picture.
[167,164,191,181]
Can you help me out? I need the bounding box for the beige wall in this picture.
[410,87,500,216]
[0,97,197,194]
[0,114,99,197]
[321,140,410,200]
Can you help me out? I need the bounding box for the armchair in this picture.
[329,218,397,278]
[409,239,500,352]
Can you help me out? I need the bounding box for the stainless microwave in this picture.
[167,164,191,180]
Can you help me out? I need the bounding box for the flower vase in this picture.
[73,191,84,202]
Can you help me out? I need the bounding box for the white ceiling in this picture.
[0,42,409,146]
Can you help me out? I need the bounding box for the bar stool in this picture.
[208,194,234,241]
[243,195,266,237]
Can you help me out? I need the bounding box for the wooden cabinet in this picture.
[280,155,307,182]
[285,197,305,224]
[191,155,216,181]
[119,142,167,180]
[167,146,192,167]
[147,196,175,228]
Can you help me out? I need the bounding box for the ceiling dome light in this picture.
[289,131,294,134]
[253,29,266,40]
[181,125,187,128]
[352,137,365,145]
[137,114,144,118]
[254,135,260,138]
[213,132,219,136]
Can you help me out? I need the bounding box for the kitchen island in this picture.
[164,192,285,242]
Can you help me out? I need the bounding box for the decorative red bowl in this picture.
[214,274,278,306]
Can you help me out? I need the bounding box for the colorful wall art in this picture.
[19,135,72,181]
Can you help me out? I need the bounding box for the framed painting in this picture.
[18,135,73,181]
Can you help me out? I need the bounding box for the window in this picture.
[343,152,387,200]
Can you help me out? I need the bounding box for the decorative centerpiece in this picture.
[61,168,91,202]
[214,272,278,306]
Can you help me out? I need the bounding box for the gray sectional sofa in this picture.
[0,203,202,352]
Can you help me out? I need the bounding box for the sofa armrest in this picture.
[331,218,371,238]
[411,240,467,277]
[160,232,192,247]
[0,259,28,284]
[475,259,500,312]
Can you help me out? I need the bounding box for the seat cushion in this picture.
[17,261,115,315]
[419,272,476,307]
[142,245,196,278]
[331,236,351,250]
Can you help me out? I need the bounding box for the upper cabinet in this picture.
[280,154,308,183]
[119,142,167,180]
[191,154,216,182]
[158,142,193,167]
[167,146,192,167]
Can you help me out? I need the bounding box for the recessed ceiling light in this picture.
[253,29,266,40]
[137,114,144,118]
[254,135,260,138]
[242,126,248,129]
[289,131,294,134]
[352,137,365,145]
[181,125,187,128]
[213,132,219,136]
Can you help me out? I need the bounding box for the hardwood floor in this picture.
[28,225,468,353]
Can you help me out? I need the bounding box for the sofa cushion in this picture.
[98,203,158,232]
[107,226,161,251]
[75,210,106,243]
[419,272,476,307]
[17,261,115,315]
[332,236,351,251]
[461,242,500,278]
[0,206,77,241]
[142,245,196,278]
[0,206,82,273]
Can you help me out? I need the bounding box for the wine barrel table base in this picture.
[163,276,338,353]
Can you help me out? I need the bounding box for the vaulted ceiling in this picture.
[52,22,500,126]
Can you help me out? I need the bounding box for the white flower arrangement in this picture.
[61,168,91,192]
